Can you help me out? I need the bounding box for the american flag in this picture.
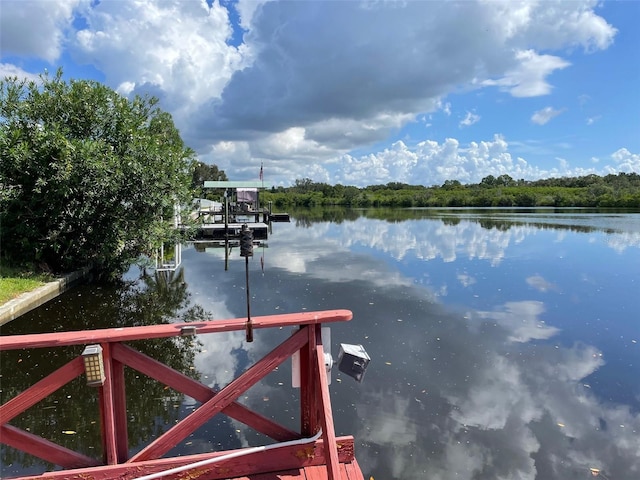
[259,163,263,181]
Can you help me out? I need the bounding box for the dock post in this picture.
[300,325,319,436]
[240,224,254,342]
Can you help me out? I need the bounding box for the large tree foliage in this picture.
[0,71,196,278]
[191,161,227,199]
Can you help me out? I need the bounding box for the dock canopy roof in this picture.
[204,181,268,189]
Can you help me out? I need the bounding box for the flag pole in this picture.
[260,161,264,188]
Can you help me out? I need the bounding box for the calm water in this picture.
[2,208,640,479]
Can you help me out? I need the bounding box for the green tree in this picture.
[0,70,196,278]
[442,179,463,190]
[191,161,228,199]
[480,175,496,187]
[496,174,515,186]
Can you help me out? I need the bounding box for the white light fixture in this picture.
[82,344,105,387]
[337,344,371,383]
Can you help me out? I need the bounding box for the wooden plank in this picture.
[0,424,99,469]
[0,310,353,351]
[0,356,84,423]
[304,464,330,480]
[300,325,318,436]
[232,469,304,480]
[128,327,309,462]
[343,460,366,480]
[112,343,299,442]
[9,436,356,480]
[99,342,118,464]
[315,340,341,480]
[112,357,129,462]
[276,470,307,480]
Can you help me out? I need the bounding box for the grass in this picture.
[0,266,54,304]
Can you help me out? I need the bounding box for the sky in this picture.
[1,0,639,187]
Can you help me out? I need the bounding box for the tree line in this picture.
[262,173,640,209]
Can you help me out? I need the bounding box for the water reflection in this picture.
[0,269,208,474]
[197,210,638,480]
[2,209,639,479]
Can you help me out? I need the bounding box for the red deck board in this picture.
[344,460,366,480]
[231,469,304,479]
[229,461,362,480]
[301,464,329,480]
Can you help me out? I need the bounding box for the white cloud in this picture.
[457,274,477,287]
[526,275,558,293]
[482,50,571,98]
[0,0,624,185]
[0,63,41,82]
[0,0,82,62]
[71,0,245,118]
[609,148,640,172]
[531,106,565,125]
[190,1,613,153]
[475,301,560,343]
[334,134,561,187]
[460,112,481,128]
[557,157,569,170]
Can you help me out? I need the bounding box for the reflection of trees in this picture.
[0,268,209,473]
[477,218,607,233]
[288,206,636,235]
[291,207,361,227]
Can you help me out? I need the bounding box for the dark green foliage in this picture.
[0,70,196,278]
[191,161,228,199]
[262,173,640,209]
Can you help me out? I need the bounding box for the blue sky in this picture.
[1,0,638,186]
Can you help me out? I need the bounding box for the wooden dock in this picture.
[194,222,269,240]
[0,310,365,480]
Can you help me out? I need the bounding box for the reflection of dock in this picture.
[268,212,291,222]
[195,222,268,240]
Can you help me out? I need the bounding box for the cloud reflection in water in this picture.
[182,213,639,480]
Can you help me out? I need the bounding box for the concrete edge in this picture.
[0,266,92,326]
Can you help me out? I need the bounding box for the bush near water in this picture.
[0,70,196,279]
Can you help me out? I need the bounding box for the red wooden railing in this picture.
[0,310,355,480]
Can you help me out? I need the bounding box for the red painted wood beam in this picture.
[300,325,319,436]
[111,357,129,462]
[0,356,84,424]
[0,424,99,469]
[111,343,299,442]
[0,310,353,351]
[99,342,118,464]
[7,436,356,480]
[344,459,366,480]
[315,341,341,480]
[129,327,310,462]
